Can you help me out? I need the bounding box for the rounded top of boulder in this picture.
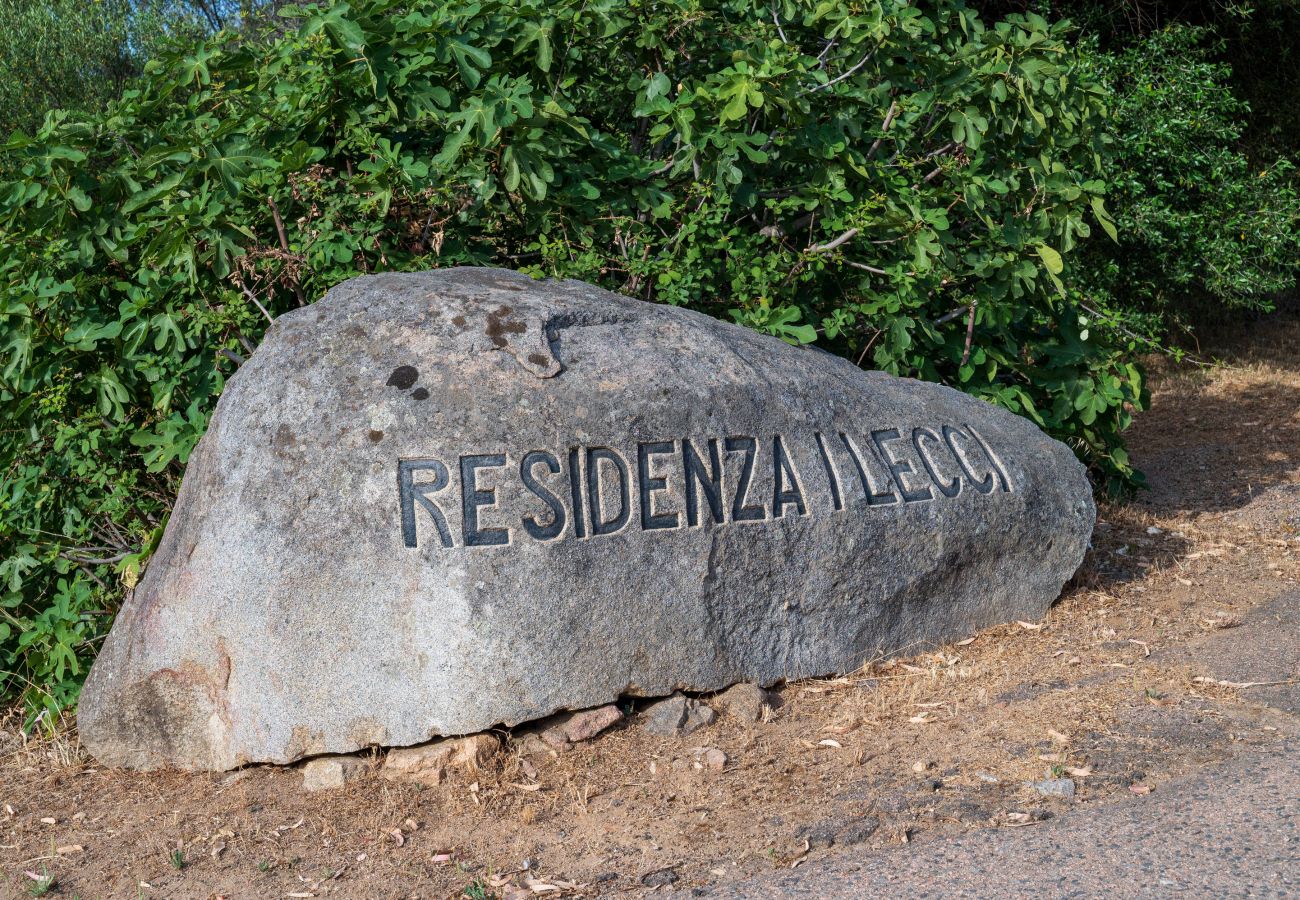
[78,268,1093,771]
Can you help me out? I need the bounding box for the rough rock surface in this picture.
[78,267,1094,771]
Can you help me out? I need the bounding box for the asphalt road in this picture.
[680,590,1300,899]
[689,737,1298,898]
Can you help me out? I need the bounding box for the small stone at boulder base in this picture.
[713,683,774,722]
[382,734,500,785]
[643,695,688,736]
[643,694,716,737]
[540,704,623,747]
[302,755,367,792]
[685,701,717,733]
[76,267,1095,771]
[1031,778,1076,798]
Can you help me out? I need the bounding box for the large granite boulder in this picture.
[78,268,1094,771]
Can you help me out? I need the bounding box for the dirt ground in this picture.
[3,312,1298,900]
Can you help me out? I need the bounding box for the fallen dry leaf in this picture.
[1016,620,1044,631]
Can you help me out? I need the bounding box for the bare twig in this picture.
[921,141,957,161]
[807,228,859,254]
[866,101,899,158]
[804,49,875,94]
[59,551,129,566]
[771,3,788,43]
[267,195,306,306]
[1077,301,1226,369]
[960,301,977,366]
[855,328,883,366]
[844,260,888,275]
[240,285,274,324]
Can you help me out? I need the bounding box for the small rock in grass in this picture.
[382,733,500,785]
[302,755,367,792]
[695,747,727,770]
[1030,778,1075,798]
[713,683,773,722]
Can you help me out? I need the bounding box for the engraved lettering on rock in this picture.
[396,424,1015,549]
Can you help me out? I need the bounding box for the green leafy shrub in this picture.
[1078,25,1300,326]
[0,0,1142,716]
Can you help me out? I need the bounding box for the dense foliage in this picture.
[0,1,268,138]
[1078,25,1299,325]
[0,0,1221,718]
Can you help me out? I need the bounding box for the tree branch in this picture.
[960,301,977,366]
[267,195,306,306]
[866,100,899,158]
[803,49,875,94]
[240,284,274,323]
[933,306,967,326]
[807,228,859,254]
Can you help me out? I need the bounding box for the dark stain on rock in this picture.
[273,424,297,453]
[368,429,384,442]
[411,388,430,401]
[485,306,527,349]
[386,365,419,389]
